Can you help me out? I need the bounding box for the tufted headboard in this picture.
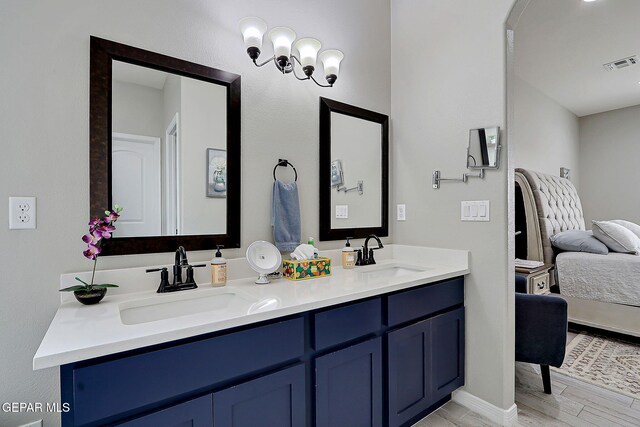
[515,168,585,264]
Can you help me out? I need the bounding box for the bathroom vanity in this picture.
[35,246,468,427]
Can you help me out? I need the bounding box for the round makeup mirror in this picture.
[246,241,282,284]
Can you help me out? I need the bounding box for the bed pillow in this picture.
[550,230,609,254]
[610,219,640,239]
[592,220,640,255]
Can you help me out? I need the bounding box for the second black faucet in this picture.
[356,235,384,266]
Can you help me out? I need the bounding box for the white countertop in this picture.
[34,245,469,370]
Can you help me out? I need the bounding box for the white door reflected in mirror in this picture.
[112,133,162,236]
[111,60,228,238]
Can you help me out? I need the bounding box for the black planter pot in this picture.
[74,288,107,305]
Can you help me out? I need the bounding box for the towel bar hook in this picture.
[273,159,298,182]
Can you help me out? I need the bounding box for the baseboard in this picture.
[452,390,518,426]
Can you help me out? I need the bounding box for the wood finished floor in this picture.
[414,333,640,426]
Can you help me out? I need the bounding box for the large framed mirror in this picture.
[90,37,241,255]
[319,97,389,241]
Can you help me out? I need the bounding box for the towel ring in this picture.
[273,159,298,182]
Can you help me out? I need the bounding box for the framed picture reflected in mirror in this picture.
[207,148,227,198]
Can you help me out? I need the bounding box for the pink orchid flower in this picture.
[96,224,116,239]
[82,232,102,245]
[104,211,120,223]
[83,244,101,260]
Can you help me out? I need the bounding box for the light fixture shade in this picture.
[269,27,297,60]
[239,17,268,50]
[295,38,322,68]
[319,49,344,84]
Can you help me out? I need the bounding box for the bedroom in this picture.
[511,0,640,421]
[513,0,640,330]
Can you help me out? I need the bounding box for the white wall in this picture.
[163,74,181,129]
[579,104,640,225]
[513,76,580,185]
[0,1,390,425]
[180,77,227,235]
[112,81,165,139]
[392,0,515,411]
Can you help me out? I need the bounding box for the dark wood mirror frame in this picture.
[319,97,389,241]
[90,36,241,255]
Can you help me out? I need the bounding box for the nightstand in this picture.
[516,263,553,295]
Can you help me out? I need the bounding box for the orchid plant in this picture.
[60,205,123,293]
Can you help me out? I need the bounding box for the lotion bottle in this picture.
[211,245,227,287]
[308,237,319,259]
[342,237,356,269]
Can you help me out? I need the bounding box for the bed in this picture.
[515,168,640,337]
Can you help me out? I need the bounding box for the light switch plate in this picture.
[335,205,349,219]
[461,200,490,222]
[9,196,37,229]
[397,204,406,221]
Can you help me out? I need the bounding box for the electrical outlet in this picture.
[397,204,406,221]
[9,196,36,229]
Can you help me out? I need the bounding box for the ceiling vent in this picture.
[603,55,639,71]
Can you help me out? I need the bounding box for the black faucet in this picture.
[174,246,189,285]
[356,235,384,266]
[146,246,206,293]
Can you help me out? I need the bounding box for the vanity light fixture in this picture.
[239,16,344,87]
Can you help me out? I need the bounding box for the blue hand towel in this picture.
[272,180,301,252]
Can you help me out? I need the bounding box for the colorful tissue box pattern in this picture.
[282,257,332,281]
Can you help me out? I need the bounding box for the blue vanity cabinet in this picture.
[60,277,465,427]
[430,307,465,403]
[315,337,383,427]
[387,278,465,427]
[313,298,383,427]
[61,318,304,426]
[114,395,213,427]
[387,308,465,427]
[213,364,306,426]
[388,317,432,427]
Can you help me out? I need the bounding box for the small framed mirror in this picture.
[467,126,501,170]
[90,37,241,255]
[319,98,389,241]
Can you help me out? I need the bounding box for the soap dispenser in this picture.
[308,237,319,259]
[210,245,227,287]
[342,237,356,269]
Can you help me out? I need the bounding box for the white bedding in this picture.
[556,251,640,306]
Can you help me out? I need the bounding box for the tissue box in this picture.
[282,257,332,281]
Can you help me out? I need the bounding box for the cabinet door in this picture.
[213,364,305,427]
[431,307,465,402]
[115,394,212,427]
[315,337,383,427]
[387,319,431,427]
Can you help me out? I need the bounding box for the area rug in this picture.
[553,332,640,399]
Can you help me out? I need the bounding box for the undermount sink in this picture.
[119,290,257,325]
[357,265,427,281]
